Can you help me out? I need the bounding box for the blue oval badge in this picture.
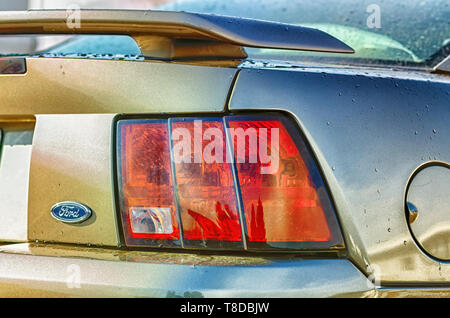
[50,201,92,224]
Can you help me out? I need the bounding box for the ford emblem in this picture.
[50,201,92,224]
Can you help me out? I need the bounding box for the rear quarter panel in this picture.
[230,66,450,284]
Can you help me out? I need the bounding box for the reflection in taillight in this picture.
[118,120,180,247]
[227,119,332,246]
[117,115,343,250]
[171,119,242,248]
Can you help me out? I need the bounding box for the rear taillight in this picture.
[119,120,180,246]
[117,114,343,251]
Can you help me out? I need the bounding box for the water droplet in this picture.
[414,131,418,135]
[332,166,336,171]
[374,168,378,172]
[326,121,331,126]
[432,129,437,134]
[387,228,391,232]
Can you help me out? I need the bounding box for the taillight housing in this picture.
[116,114,343,251]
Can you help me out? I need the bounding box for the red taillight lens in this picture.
[118,120,180,247]
[117,114,343,250]
[171,119,242,248]
[227,118,337,249]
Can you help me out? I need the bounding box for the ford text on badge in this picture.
[50,201,92,224]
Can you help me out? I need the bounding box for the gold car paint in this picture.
[0,57,236,115]
[28,114,119,246]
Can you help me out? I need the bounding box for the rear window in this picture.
[158,0,450,67]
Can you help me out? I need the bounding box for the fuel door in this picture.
[406,163,450,261]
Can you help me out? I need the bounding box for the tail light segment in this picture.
[119,120,180,247]
[171,119,243,249]
[116,114,344,251]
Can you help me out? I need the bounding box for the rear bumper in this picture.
[0,243,372,297]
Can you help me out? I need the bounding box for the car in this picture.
[0,0,449,298]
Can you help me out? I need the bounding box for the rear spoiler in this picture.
[0,9,354,61]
